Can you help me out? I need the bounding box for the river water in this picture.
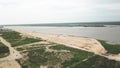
[5,25,120,44]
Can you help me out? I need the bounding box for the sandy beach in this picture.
[15,29,120,62]
[14,29,107,55]
[0,60,21,68]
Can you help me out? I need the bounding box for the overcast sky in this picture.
[0,0,120,25]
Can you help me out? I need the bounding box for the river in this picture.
[5,25,120,44]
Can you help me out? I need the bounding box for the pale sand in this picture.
[0,60,21,68]
[14,29,107,55]
[105,54,120,61]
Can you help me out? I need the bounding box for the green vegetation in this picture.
[71,55,120,68]
[50,45,94,68]
[1,30,119,68]
[0,42,9,58]
[10,37,42,47]
[17,44,94,68]
[0,30,42,47]
[18,46,62,68]
[50,44,76,50]
[99,40,120,54]
[17,43,120,68]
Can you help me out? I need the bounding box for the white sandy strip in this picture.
[104,54,120,61]
[0,60,21,68]
[14,29,107,55]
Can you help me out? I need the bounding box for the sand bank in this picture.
[0,60,21,68]
[14,29,107,55]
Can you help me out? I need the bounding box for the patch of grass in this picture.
[50,44,120,68]
[0,42,9,58]
[18,46,62,68]
[0,30,43,47]
[50,44,72,50]
[16,48,24,51]
[71,55,120,68]
[0,30,21,40]
[99,40,120,54]
[28,48,48,64]
[10,37,42,47]
[50,44,93,60]
[70,55,99,68]
[48,44,94,68]
[28,47,61,65]
[17,59,40,68]
[50,44,88,53]
[22,44,94,68]
[60,48,93,67]
[16,42,120,68]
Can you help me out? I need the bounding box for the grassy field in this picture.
[0,30,43,47]
[71,55,120,68]
[50,44,94,67]
[0,42,9,58]
[99,40,120,54]
[17,46,62,68]
[16,43,94,68]
[16,42,120,68]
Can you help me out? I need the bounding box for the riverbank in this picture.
[5,25,120,44]
[0,29,120,68]
[14,29,120,62]
[14,29,107,55]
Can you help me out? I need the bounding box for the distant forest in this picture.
[4,22,120,27]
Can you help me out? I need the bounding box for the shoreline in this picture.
[14,29,120,62]
[14,29,107,55]
[5,26,120,44]
[0,29,120,68]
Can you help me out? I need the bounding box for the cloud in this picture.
[95,3,120,10]
[0,0,22,8]
[0,0,120,24]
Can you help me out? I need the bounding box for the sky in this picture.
[0,0,120,25]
